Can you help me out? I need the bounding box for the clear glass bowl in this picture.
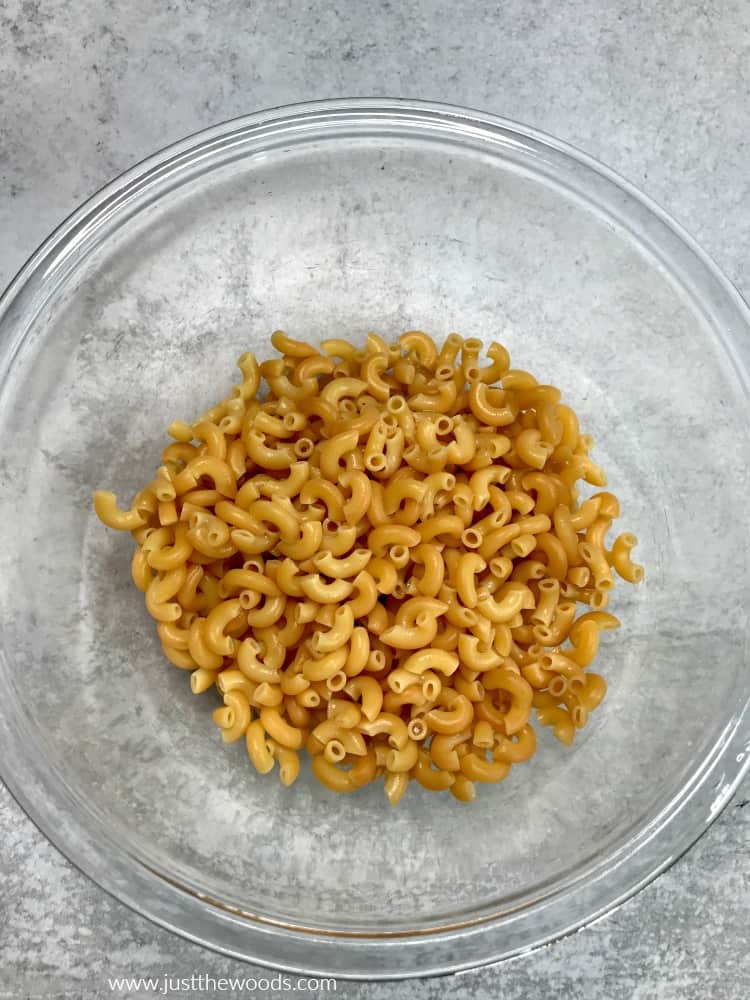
[0,99,748,980]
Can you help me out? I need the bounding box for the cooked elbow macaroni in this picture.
[94,329,642,803]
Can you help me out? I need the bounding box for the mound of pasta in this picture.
[94,330,643,803]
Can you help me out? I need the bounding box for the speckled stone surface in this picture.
[1,1,749,998]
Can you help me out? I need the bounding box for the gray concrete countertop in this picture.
[1,2,748,997]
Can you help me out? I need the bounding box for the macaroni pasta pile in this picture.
[94,330,643,804]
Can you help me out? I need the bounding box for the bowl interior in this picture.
[1,125,748,935]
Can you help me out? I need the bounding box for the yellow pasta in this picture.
[94,491,147,531]
[609,531,644,583]
[94,330,642,803]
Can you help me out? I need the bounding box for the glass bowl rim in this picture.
[0,97,749,980]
